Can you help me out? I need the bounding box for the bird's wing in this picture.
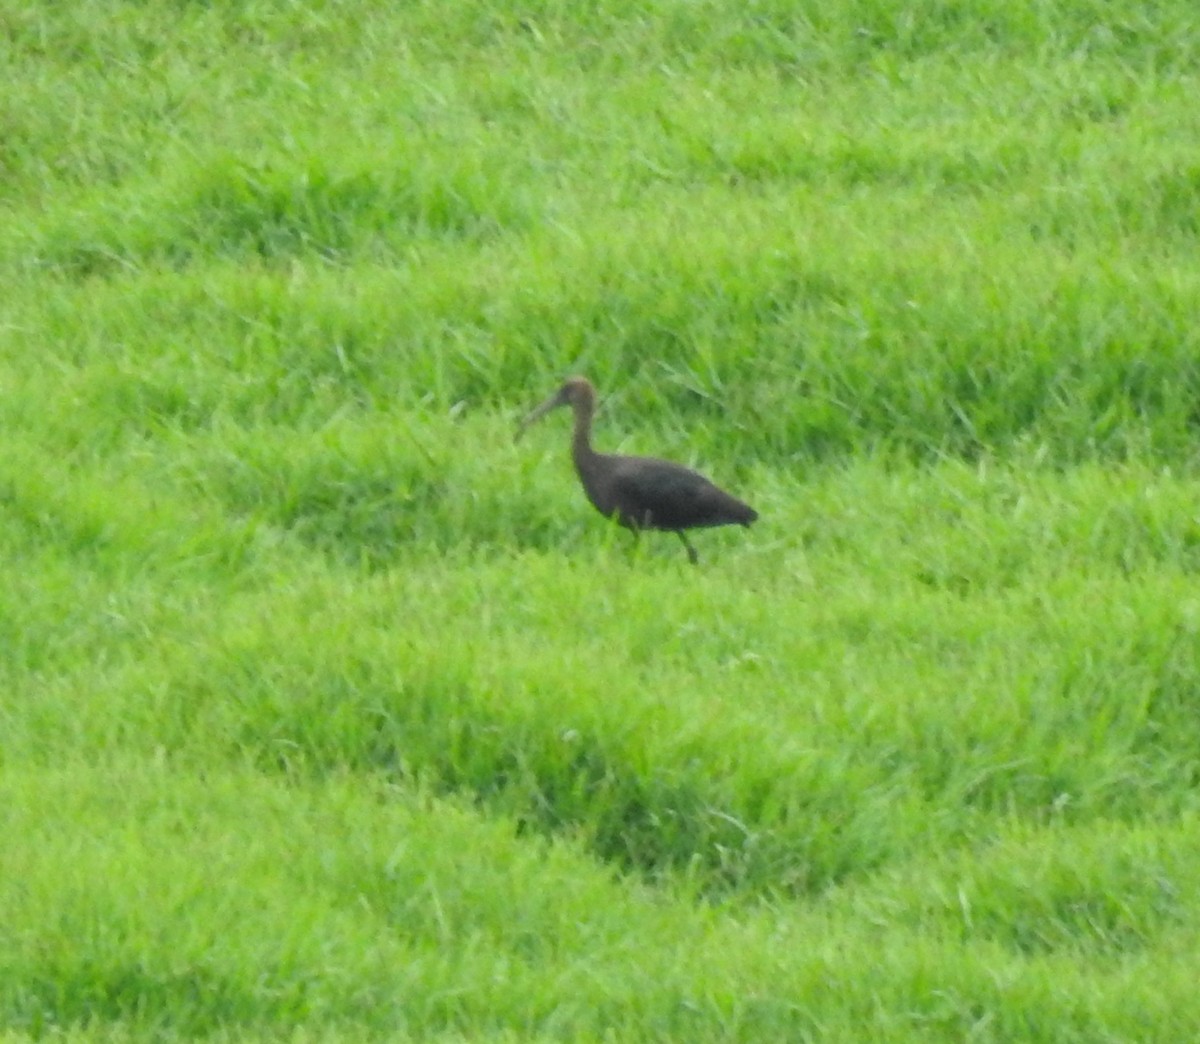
[607,456,733,530]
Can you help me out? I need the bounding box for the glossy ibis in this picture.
[516,376,757,564]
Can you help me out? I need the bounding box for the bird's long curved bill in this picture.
[514,390,565,442]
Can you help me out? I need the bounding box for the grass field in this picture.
[4,1,1200,1039]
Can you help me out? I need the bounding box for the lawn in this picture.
[3,1,1200,1039]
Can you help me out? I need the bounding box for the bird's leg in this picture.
[676,531,699,565]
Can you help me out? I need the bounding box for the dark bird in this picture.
[516,376,758,564]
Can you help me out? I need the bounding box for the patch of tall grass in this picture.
[4,0,1200,1038]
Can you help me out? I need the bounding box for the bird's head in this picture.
[515,376,595,441]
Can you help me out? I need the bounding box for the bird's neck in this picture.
[570,403,597,468]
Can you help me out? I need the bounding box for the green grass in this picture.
[3,0,1200,1039]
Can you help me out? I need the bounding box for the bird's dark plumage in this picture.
[516,376,757,564]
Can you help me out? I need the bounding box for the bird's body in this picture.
[517,377,757,564]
